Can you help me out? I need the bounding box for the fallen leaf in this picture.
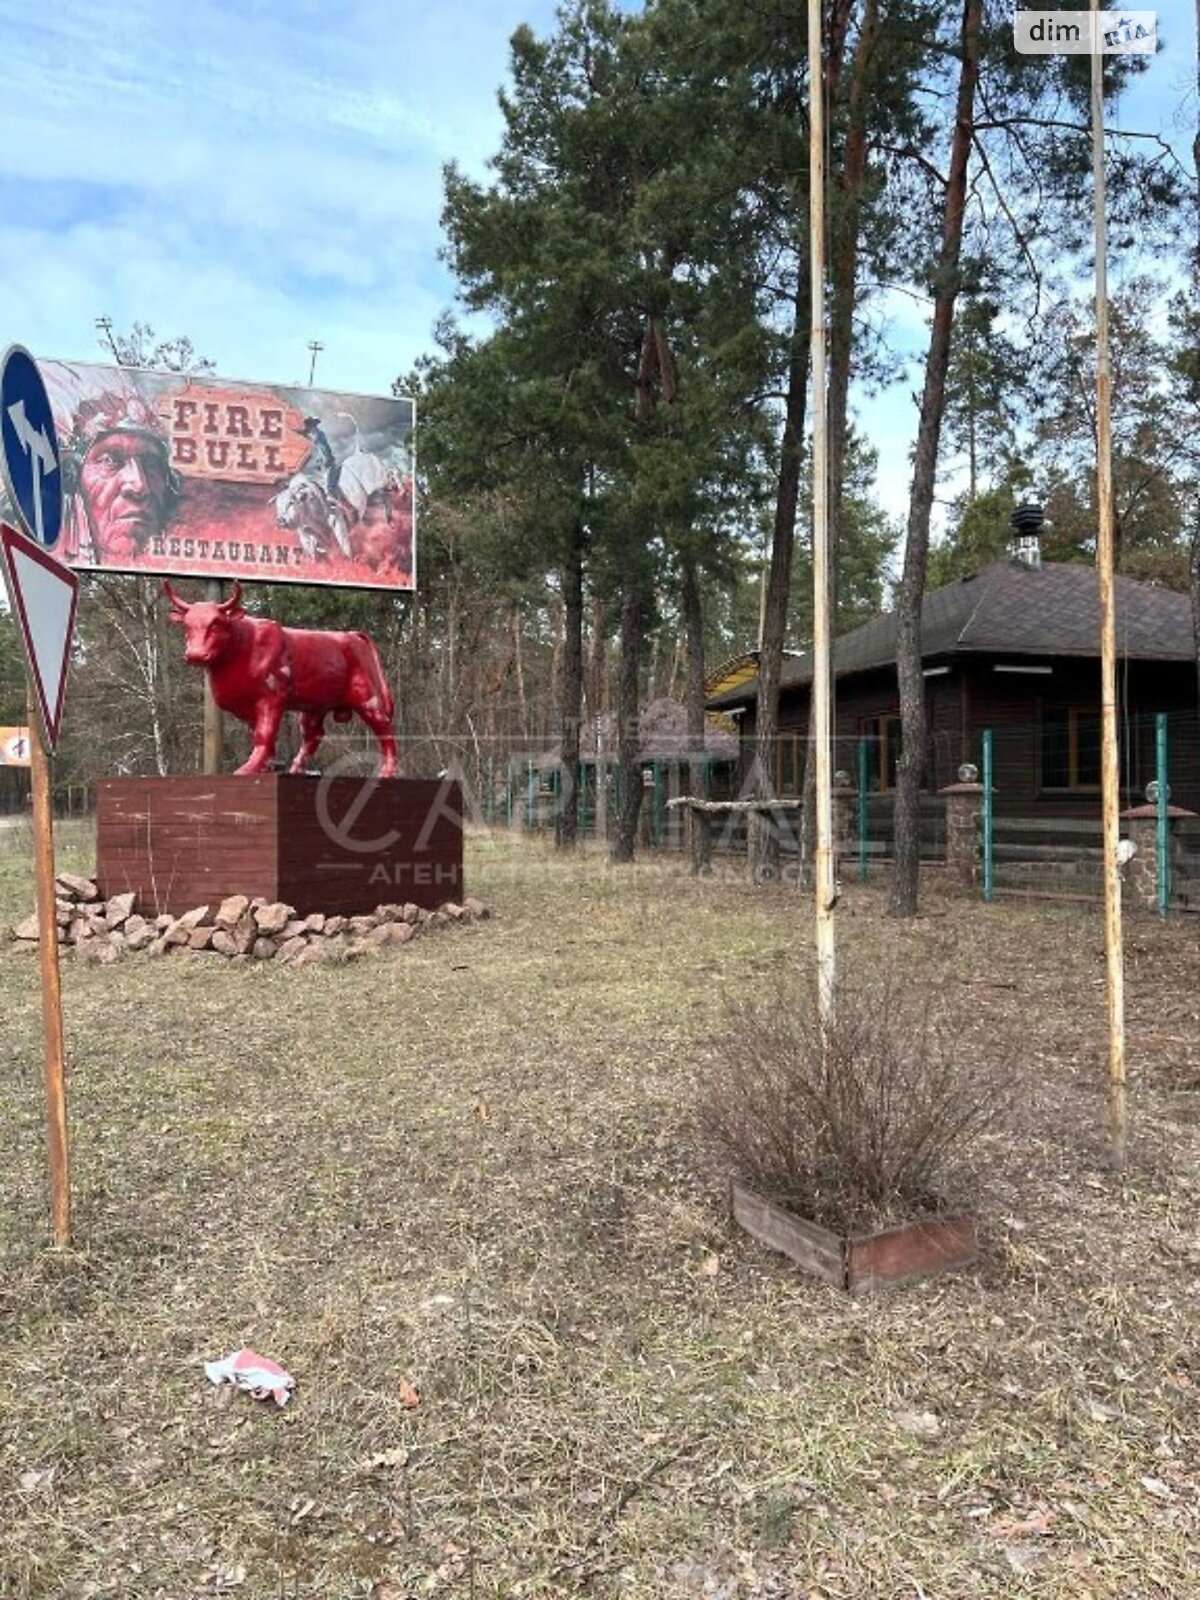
[1004,1542,1049,1576]
[1086,1399,1120,1424]
[989,1507,1055,1539]
[1140,1476,1174,1501]
[894,1409,942,1441]
[289,1497,316,1524]
[363,1445,410,1471]
[436,1543,469,1580]
[18,1467,54,1493]
[398,1377,421,1410]
[203,1566,247,1592]
[474,1099,490,1123]
[698,1252,721,1278]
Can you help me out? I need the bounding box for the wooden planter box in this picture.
[731,1179,976,1293]
[96,774,464,918]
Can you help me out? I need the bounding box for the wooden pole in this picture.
[27,685,71,1247]
[809,0,836,1021]
[1092,2,1127,1169]
[202,578,223,773]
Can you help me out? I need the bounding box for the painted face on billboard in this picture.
[79,428,174,560]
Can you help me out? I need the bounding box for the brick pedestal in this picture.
[96,775,464,918]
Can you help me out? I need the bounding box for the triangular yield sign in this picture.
[0,521,78,752]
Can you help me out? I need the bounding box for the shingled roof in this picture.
[710,560,1196,708]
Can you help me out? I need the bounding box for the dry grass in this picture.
[0,829,1198,1598]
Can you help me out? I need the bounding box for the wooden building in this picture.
[709,548,1200,815]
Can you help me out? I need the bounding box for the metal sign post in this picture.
[0,345,74,1246]
[1155,713,1169,917]
[26,684,71,1246]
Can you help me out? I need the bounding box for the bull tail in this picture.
[353,632,395,720]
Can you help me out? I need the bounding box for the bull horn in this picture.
[219,581,244,614]
[163,579,189,612]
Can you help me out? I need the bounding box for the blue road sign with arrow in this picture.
[0,345,62,550]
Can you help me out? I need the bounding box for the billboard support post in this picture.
[202,578,224,774]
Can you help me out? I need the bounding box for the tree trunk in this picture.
[511,601,528,740]
[681,549,711,874]
[611,578,645,864]
[557,521,585,849]
[666,636,683,702]
[645,623,661,704]
[1191,514,1200,725]
[587,595,608,720]
[548,592,564,738]
[611,302,674,863]
[890,0,982,917]
[749,265,811,880]
[445,581,458,732]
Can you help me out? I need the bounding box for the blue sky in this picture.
[0,0,1194,526]
[0,0,564,390]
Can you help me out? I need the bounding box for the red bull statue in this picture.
[164,580,397,777]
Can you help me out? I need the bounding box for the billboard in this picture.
[34,361,414,592]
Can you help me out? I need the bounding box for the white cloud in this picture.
[0,0,562,392]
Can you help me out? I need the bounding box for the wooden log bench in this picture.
[666,795,805,878]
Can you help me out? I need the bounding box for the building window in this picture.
[860,714,901,791]
[1041,707,1101,791]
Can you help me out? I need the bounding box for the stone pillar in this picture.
[940,782,983,890]
[832,785,857,873]
[1119,803,1197,911]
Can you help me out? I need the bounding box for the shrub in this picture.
[700,966,1008,1234]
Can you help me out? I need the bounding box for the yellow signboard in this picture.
[0,726,32,766]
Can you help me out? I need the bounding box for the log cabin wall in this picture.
[960,656,1200,816]
[729,655,1199,815]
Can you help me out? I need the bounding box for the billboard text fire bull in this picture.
[31,362,414,593]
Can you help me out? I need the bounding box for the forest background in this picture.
[0,0,1196,909]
